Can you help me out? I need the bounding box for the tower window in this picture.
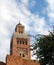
[24,48,28,55]
[25,41,27,45]
[21,31,23,34]
[23,54,25,57]
[17,38,28,45]
[22,41,24,44]
[16,38,19,44]
[19,31,20,34]
[20,53,21,56]
[19,39,24,45]
[17,40,18,44]
[19,39,22,44]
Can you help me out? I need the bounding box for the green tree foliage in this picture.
[33,31,54,65]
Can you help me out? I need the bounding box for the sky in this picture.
[0,0,54,62]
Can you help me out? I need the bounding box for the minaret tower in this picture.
[10,22,30,59]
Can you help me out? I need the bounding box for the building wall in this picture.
[6,55,40,65]
[10,23,31,59]
[6,23,40,65]
[11,36,31,59]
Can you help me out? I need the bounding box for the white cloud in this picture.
[33,16,49,34]
[0,0,48,62]
[46,0,54,22]
[47,0,54,11]
[0,39,10,62]
[29,0,36,7]
[48,13,54,22]
[21,0,29,5]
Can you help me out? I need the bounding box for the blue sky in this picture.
[0,0,54,62]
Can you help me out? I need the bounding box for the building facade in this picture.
[6,22,40,65]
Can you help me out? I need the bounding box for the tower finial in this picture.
[19,21,20,24]
[18,21,21,25]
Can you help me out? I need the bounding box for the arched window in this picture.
[19,31,20,34]
[20,40,22,44]
[16,38,19,44]
[22,54,25,57]
[20,53,21,56]
[22,41,24,44]
[25,41,27,45]
[21,31,23,34]
[19,39,25,45]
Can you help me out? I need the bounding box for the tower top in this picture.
[17,21,22,26]
[15,22,24,34]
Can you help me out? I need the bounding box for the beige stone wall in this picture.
[6,55,40,65]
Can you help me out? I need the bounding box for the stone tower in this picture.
[10,22,30,59]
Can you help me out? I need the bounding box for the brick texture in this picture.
[6,55,40,65]
[6,23,40,65]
